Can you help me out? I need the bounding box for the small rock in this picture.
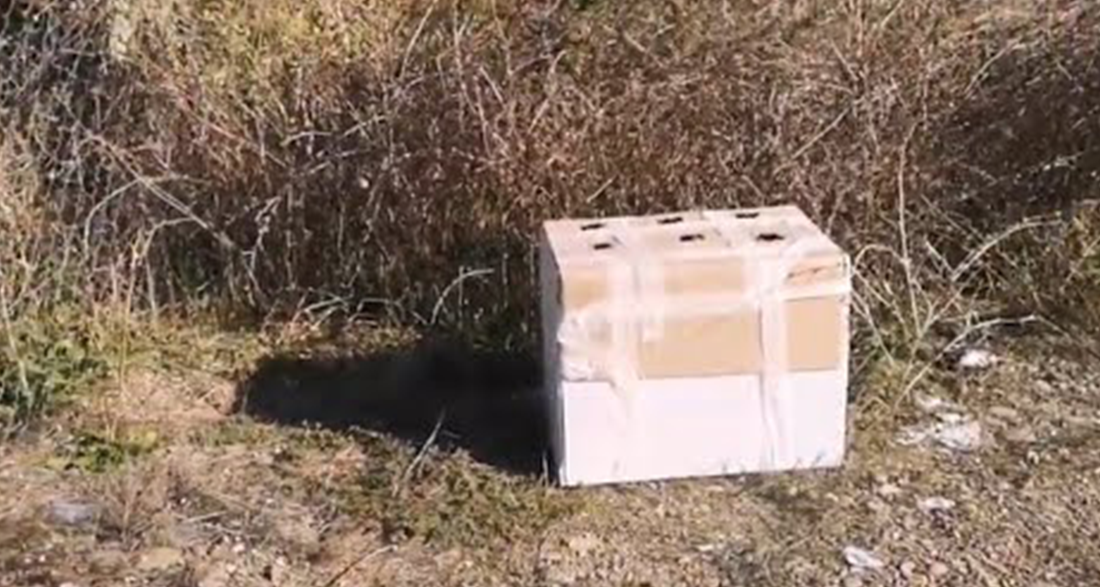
[867,497,891,513]
[877,483,903,498]
[231,542,246,555]
[916,395,953,413]
[566,533,603,556]
[843,546,884,571]
[59,583,81,587]
[929,561,950,578]
[47,500,99,527]
[934,420,983,452]
[935,412,967,424]
[900,561,917,578]
[1063,415,1097,429]
[198,564,232,587]
[1004,425,1038,444]
[957,349,997,370]
[88,549,128,574]
[269,561,288,585]
[988,406,1020,421]
[917,497,957,514]
[843,574,864,587]
[137,547,186,573]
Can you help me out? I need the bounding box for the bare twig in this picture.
[897,314,1040,406]
[318,545,398,587]
[393,410,447,498]
[430,268,495,327]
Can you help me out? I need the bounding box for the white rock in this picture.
[933,420,982,451]
[898,419,982,452]
[843,546,885,571]
[957,349,997,370]
[47,500,99,527]
[897,426,932,446]
[1005,425,1038,444]
[936,412,967,424]
[917,497,957,513]
[988,406,1020,421]
[876,483,903,498]
[929,561,950,577]
[899,561,917,578]
[916,395,950,413]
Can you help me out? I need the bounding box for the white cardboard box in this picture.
[539,205,851,486]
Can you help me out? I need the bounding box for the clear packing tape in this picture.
[556,213,852,470]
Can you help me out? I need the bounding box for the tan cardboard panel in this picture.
[568,296,847,378]
[785,296,847,371]
[637,312,762,377]
[635,296,845,377]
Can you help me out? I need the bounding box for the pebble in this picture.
[877,483,903,498]
[930,561,950,578]
[137,547,186,572]
[934,420,983,451]
[843,546,884,571]
[957,349,997,370]
[917,497,957,514]
[900,561,916,578]
[843,574,864,587]
[566,533,603,556]
[88,549,128,573]
[47,500,99,527]
[988,406,1020,421]
[1005,426,1038,444]
[1064,415,1097,429]
[867,499,889,514]
[198,564,233,587]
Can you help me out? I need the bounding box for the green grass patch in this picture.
[53,428,160,473]
[1,308,111,423]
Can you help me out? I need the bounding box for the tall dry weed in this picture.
[1,0,1098,392]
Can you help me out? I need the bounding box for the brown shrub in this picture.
[2,0,1099,355]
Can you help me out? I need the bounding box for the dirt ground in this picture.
[2,329,1099,587]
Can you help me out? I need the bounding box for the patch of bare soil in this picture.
[2,334,1099,587]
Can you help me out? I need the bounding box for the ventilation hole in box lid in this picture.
[580,222,606,231]
[592,242,613,251]
[679,233,705,243]
[657,216,684,225]
[756,232,785,242]
[735,211,760,219]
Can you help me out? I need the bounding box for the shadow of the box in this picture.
[233,340,549,477]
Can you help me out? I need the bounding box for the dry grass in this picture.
[2,1,1098,358]
[2,332,1100,586]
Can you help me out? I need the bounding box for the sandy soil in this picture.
[2,333,1099,587]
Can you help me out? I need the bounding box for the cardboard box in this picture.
[539,205,851,486]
